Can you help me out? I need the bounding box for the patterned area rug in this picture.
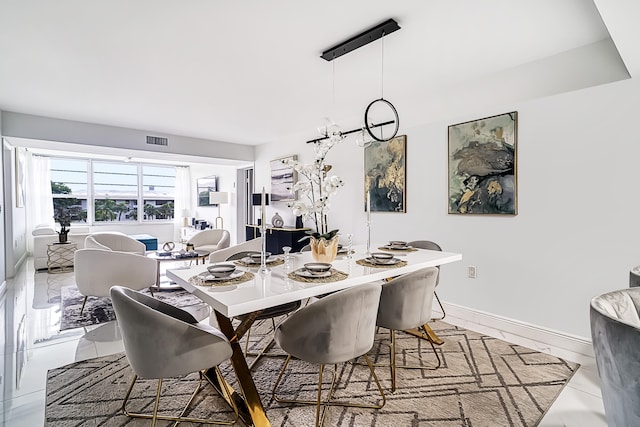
[60,286,207,331]
[46,320,579,426]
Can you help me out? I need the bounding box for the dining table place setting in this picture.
[335,244,355,256]
[189,263,254,287]
[356,251,408,268]
[378,240,418,252]
[233,251,285,267]
[287,262,349,283]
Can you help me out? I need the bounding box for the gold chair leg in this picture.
[244,325,252,356]
[390,330,397,392]
[245,318,288,370]
[120,370,239,426]
[316,364,324,427]
[272,354,386,427]
[432,291,446,320]
[80,296,87,315]
[151,378,162,427]
[394,326,442,372]
[405,323,445,345]
[361,326,442,392]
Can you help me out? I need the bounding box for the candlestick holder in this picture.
[258,222,270,276]
[366,221,372,257]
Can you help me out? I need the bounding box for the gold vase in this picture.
[310,235,339,263]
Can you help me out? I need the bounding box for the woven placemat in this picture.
[234,258,285,268]
[377,246,418,252]
[189,271,254,287]
[356,258,408,268]
[287,268,348,283]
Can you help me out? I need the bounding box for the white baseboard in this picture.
[438,302,595,363]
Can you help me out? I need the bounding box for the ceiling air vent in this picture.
[146,135,168,146]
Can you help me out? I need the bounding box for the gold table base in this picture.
[204,311,271,427]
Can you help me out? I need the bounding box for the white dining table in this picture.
[167,244,462,427]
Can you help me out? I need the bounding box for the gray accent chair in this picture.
[407,240,446,319]
[110,286,238,426]
[376,267,441,392]
[272,282,385,427]
[590,287,640,427]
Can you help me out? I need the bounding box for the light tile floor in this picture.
[0,259,607,426]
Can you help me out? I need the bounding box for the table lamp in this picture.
[209,191,229,229]
[181,209,190,227]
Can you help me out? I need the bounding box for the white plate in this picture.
[241,256,278,264]
[366,257,401,265]
[294,269,332,278]
[199,270,245,281]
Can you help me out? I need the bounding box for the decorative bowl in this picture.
[248,251,271,261]
[304,262,332,275]
[371,252,394,263]
[389,240,407,247]
[207,263,237,277]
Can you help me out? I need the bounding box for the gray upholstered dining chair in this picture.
[629,265,640,287]
[110,286,238,426]
[590,287,640,427]
[207,238,261,263]
[272,282,385,427]
[375,267,441,392]
[407,240,446,320]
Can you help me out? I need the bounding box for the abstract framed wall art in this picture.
[448,111,517,215]
[364,135,406,213]
[270,155,297,202]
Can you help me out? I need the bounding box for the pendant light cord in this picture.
[380,32,385,140]
[332,57,336,120]
[380,31,385,100]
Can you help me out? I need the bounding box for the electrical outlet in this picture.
[468,266,477,278]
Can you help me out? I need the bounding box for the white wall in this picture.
[255,76,640,340]
[1,112,254,163]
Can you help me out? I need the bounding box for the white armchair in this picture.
[84,232,146,254]
[187,229,230,253]
[74,248,157,314]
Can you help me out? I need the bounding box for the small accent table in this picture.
[47,242,78,274]
[146,249,210,289]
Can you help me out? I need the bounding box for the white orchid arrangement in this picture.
[283,128,345,240]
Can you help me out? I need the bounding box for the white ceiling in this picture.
[0,0,638,147]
